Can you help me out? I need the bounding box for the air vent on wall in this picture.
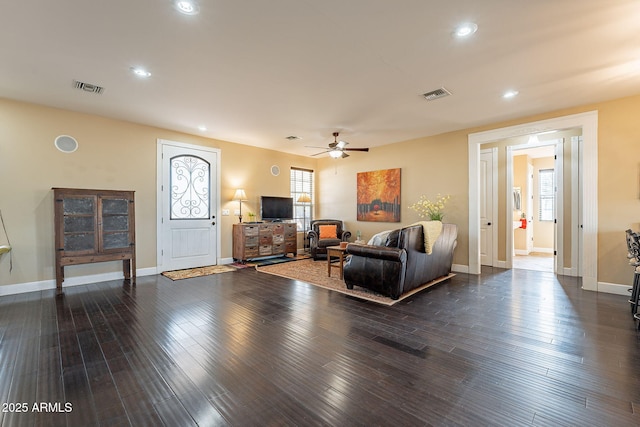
[73,80,104,94]
[422,87,451,101]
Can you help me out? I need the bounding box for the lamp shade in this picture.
[233,189,247,201]
[297,193,311,203]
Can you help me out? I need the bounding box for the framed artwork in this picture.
[356,168,401,222]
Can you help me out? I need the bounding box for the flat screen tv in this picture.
[260,196,293,221]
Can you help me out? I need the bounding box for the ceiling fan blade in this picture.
[311,150,330,156]
[305,145,329,149]
[344,147,369,152]
[328,142,338,149]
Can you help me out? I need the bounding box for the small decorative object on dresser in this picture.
[233,222,297,262]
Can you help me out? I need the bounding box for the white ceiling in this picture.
[2,0,639,157]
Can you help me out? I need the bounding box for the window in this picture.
[170,155,210,219]
[538,168,554,221]
[290,167,314,231]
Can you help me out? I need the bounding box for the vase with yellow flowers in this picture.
[409,194,451,221]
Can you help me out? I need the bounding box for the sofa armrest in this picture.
[341,231,352,241]
[346,244,407,263]
[307,230,319,241]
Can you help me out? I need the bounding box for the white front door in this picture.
[158,141,219,272]
[480,149,496,266]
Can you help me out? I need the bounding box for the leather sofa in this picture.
[343,223,457,299]
[307,219,351,260]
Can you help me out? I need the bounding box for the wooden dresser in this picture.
[233,222,297,261]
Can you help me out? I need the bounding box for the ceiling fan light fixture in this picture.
[329,149,343,159]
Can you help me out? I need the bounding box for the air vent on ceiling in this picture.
[73,80,104,94]
[422,87,451,101]
[285,135,301,141]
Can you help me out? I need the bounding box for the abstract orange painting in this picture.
[356,168,401,222]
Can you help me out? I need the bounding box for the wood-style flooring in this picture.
[0,266,639,426]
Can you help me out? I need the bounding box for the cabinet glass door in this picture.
[62,196,97,253]
[101,197,131,251]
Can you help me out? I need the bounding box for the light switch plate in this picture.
[222,209,230,215]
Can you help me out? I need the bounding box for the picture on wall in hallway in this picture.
[356,168,401,222]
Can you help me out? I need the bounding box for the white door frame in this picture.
[571,136,583,277]
[156,139,222,272]
[469,111,598,291]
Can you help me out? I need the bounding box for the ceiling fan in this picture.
[308,132,369,158]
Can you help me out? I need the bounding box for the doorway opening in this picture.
[468,111,597,291]
[511,143,557,273]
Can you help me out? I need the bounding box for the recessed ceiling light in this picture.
[453,22,478,38]
[174,0,199,15]
[198,125,207,131]
[503,90,519,99]
[130,67,151,78]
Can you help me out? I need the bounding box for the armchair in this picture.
[307,219,351,260]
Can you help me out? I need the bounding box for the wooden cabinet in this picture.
[233,222,296,261]
[53,188,135,291]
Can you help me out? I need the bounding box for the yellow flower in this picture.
[409,194,451,221]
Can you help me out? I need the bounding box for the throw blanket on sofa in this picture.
[410,221,443,254]
[368,229,393,246]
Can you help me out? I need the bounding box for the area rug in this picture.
[256,258,454,306]
[251,254,310,266]
[161,265,237,280]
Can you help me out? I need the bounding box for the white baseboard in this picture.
[451,264,469,274]
[496,260,507,269]
[533,247,554,254]
[219,257,234,265]
[0,267,157,297]
[514,249,529,256]
[597,281,632,296]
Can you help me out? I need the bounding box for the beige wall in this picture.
[317,93,640,286]
[0,98,315,286]
[316,129,470,268]
[3,92,640,290]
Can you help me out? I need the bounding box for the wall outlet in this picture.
[222,209,230,216]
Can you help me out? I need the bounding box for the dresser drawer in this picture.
[259,245,273,256]
[244,225,259,236]
[245,246,259,257]
[245,236,259,246]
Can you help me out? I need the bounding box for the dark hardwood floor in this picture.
[1,265,639,426]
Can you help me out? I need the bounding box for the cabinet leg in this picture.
[56,265,64,292]
[123,259,131,280]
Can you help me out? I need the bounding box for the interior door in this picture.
[160,142,218,271]
[480,149,496,266]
